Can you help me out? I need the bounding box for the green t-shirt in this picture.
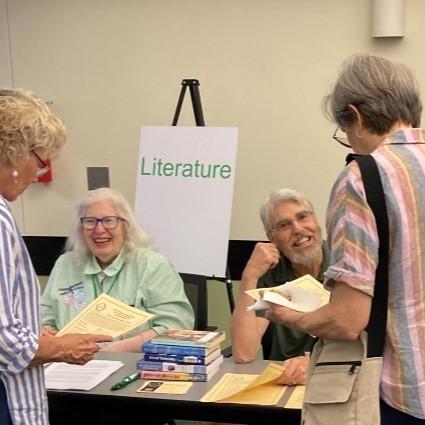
[257,241,329,360]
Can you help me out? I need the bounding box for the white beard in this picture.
[282,239,322,267]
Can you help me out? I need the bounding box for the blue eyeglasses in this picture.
[80,216,126,230]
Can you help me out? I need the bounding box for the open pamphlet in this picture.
[56,293,153,338]
[201,362,287,405]
[245,274,330,312]
[45,359,124,390]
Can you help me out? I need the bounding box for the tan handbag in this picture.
[301,155,389,425]
[302,333,383,425]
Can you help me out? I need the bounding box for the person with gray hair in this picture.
[231,188,328,385]
[41,187,194,352]
[0,89,112,425]
[267,54,425,423]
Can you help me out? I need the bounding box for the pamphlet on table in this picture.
[201,362,286,405]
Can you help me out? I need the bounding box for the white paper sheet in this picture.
[45,360,124,390]
[246,274,330,313]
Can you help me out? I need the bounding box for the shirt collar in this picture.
[382,128,424,145]
[84,250,125,277]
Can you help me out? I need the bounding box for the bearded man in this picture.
[230,188,328,385]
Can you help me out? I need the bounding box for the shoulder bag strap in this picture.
[346,153,389,358]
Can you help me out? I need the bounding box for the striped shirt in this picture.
[0,196,48,424]
[325,128,425,419]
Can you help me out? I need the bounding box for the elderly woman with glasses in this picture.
[41,187,194,352]
[267,55,425,424]
[0,89,112,425]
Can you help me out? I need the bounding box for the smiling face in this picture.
[82,200,126,268]
[267,201,322,266]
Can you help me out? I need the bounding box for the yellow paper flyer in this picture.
[57,293,153,338]
[201,362,287,405]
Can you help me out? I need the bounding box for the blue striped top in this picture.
[0,196,48,424]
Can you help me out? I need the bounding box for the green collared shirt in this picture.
[41,248,194,337]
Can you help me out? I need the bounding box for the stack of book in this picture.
[137,329,225,382]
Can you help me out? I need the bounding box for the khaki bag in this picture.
[302,332,383,425]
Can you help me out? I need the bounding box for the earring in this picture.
[12,170,18,184]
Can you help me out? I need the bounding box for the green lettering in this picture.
[140,157,151,175]
[182,164,193,177]
[220,165,231,179]
[162,162,174,176]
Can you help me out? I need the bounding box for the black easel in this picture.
[171,79,235,313]
[172,79,205,127]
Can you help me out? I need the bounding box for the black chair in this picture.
[179,273,215,331]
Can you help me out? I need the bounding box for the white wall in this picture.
[3,0,424,347]
[3,0,424,239]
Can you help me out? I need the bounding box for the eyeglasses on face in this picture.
[31,150,50,177]
[332,127,351,148]
[271,211,314,233]
[80,216,125,230]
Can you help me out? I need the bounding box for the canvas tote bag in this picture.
[301,154,389,425]
[301,332,383,424]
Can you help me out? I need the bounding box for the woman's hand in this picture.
[41,326,58,336]
[275,355,309,385]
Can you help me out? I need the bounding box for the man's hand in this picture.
[57,334,113,365]
[275,355,309,385]
[242,242,280,281]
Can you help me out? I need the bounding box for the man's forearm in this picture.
[231,275,268,362]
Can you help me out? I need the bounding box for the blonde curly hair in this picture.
[0,88,66,164]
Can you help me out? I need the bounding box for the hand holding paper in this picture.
[245,274,330,313]
[201,362,286,405]
[57,293,153,338]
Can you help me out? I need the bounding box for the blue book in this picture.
[143,341,215,356]
[137,355,223,374]
[141,347,221,365]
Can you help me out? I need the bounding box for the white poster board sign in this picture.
[134,126,238,277]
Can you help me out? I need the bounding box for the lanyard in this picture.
[91,263,125,298]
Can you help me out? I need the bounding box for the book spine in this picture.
[141,353,208,364]
[149,340,208,347]
[143,342,208,356]
[140,370,208,382]
[137,360,208,374]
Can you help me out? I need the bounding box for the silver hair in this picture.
[66,187,152,265]
[324,54,422,134]
[260,188,315,233]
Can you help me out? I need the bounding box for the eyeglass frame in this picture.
[80,216,126,230]
[31,150,50,177]
[270,210,315,233]
[332,127,352,148]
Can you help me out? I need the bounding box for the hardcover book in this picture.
[141,347,222,365]
[137,354,223,374]
[149,329,225,348]
[140,366,220,382]
[142,341,216,356]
